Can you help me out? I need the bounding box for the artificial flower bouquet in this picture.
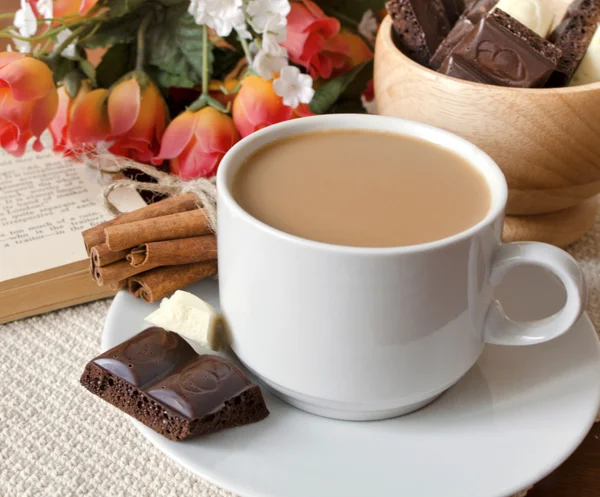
[0,0,383,179]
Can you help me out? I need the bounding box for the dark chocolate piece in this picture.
[440,9,561,87]
[440,0,466,25]
[439,54,496,83]
[81,327,269,441]
[386,0,452,66]
[547,0,600,87]
[431,0,499,69]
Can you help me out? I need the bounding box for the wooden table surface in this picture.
[0,1,598,495]
[528,422,600,497]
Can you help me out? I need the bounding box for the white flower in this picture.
[188,0,245,37]
[56,28,77,57]
[14,0,37,38]
[358,9,378,43]
[253,48,288,79]
[36,0,54,20]
[232,9,252,40]
[273,65,314,108]
[247,0,290,32]
[8,31,31,53]
[361,94,377,114]
[261,15,287,54]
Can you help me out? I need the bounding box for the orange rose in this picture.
[282,0,350,79]
[106,75,168,163]
[154,107,240,180]
[336,31,373,72]
[49,80,91,155]
[232,75,292,138]
[69,88,111,147]
[0,52,58,156]
[30,0,97,19]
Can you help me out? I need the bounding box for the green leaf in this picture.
[96,44,136,88]
[156,0,188,5]
[81,11,142,48]
[63,71,84,98]
[318,0,387,25]
[146,4,213,88]
[146,66,197,88]
[78,58,97,86]
[339,59,373,100]
[309,61,370,114]
[103,0,147,18]
[49,56,74,84]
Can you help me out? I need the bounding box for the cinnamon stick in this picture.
[128,261,218,303]
[82,193,199,253]
[90,243,128,267]
[127,235,217,268]
[92,259,161,287]
[105,209,212,252]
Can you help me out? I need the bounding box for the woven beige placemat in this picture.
[1,215,599,497]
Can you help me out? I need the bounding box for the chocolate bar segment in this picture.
[547,0,600,87]
[93,327,197,388]
[439,54,496,83]
[386,0,452,66]
[440,9,561,87]
[431,0,499,69]
[441,0,466,24]
[81,327,269,441]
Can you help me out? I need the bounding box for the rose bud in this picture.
[49,80,92,155]
[106,74,168,164]
[232,75,292,138]
[153,106,240,180]
[69,88,111,147]
[0,52,58,156]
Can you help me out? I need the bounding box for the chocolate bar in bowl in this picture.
[440,9,562,87]
[441,0,467,24]
[80,327,269,441]
[386,0,453,66]
[547,0,600,86]
[430,0,499,69]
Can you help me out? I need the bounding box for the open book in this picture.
[0,142,146,324]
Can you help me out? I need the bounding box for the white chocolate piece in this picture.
[570,25,600,86]
[493,0,555,38]
[145,290,221,350]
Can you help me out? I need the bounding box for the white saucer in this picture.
[103,266,600,497]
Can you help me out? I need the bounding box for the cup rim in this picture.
[216,114,508,255]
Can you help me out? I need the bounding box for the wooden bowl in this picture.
[374,15,600,246]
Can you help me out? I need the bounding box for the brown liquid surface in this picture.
[232,130,491,247]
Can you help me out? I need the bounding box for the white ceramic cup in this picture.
[216,114,587,421]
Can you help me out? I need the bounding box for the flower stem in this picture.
[0,14,108,42]
[201,24,209,97]
[239,37,253,65]
[135,11,154,70]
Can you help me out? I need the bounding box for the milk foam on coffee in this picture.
[232,130,491,248]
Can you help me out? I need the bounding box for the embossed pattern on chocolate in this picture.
[430,0,499,68]
[81,328,269,441]
[440,9,561,87]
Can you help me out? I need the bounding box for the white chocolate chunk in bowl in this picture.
[493,0,555,38]
[570,25,600,86]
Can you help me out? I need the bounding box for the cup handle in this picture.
[484,242,587,346]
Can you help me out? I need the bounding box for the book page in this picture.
[0,142,147,282]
